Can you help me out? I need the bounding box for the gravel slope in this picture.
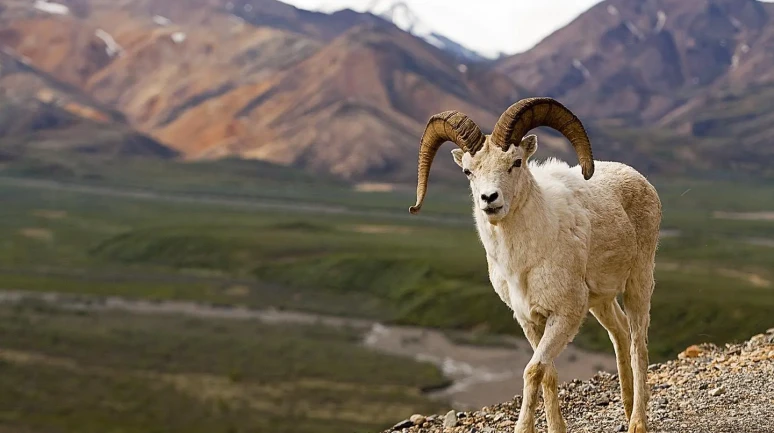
[383,329,774,433]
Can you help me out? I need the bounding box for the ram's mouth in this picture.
[484,206,503,215]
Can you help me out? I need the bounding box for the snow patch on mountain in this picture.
[625,21,645,41]
[572,58,591,79]
[153,15,172,26]
[95,29,124,57]
[171,32,187,44]
[364,0,493,60]
[295,0,494,61]
[655,10,667,33]
[33,0,69,15]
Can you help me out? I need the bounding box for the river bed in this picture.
[0,290,616,409]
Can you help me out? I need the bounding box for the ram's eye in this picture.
[508,159,522,173]
[463,169,472,176]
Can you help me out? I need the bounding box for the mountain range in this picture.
[0,0,772,182]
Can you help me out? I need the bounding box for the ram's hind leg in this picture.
[590,299,633,420]
[523,322,566,433]
[623,269,654,433]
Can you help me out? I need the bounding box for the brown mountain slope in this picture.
[0,0,524,181]
[0,0,323,131]
[156,22,523,179]
[0,49,176,167]
[656,82,774,177]
[2,0,772,181]
[497,0,774,124]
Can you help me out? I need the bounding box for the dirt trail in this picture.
[0,290,616,409]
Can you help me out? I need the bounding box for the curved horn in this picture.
[409,111,485,214]
[492,97,594,180]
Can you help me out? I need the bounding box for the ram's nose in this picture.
[480,191,500,204]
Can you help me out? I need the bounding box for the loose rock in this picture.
[680,344,703,358]
[391,419,412,430]
[443,410,458,428]
[709,386,726,397]
[409,414,425,425]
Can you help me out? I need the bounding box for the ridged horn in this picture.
[492,97,594,180]
[409,111,485,214]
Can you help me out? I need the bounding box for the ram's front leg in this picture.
[522,321,566,433]
[514,346,544,433]
[515,313,584,433]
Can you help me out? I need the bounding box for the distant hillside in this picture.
[0,0,773,182]
[493,0,774,180]
[0,48,176,177]
[497,0,774,124]
[0,0,524,181]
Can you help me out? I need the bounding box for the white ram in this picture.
[409,98,662,433]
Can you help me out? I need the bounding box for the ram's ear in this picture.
[451,148,464,168]
[520,134,538,158]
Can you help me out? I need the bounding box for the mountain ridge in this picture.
[496,0,774,123]
[1,0,773,182]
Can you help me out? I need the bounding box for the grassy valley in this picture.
[0,301,445,433]
[1,158,772,361]
[0,150,772,432]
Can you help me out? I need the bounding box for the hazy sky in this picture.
[282,0,604,55]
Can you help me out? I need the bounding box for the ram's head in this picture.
[409,98,595,224]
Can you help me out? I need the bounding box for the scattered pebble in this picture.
[409,414,425,425]
[379,331,774,433]
[680,344,703,358]
[709,386,726,397]
[443,409,458,428]
[391,418,412,430]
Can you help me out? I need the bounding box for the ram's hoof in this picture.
[628,419,647,433]
[546,420,567,433]
[514,422,536,433]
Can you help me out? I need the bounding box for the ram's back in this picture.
[590,161,662,247]
[531,159,661,297]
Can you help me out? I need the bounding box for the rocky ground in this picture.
[383,329,774,433]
